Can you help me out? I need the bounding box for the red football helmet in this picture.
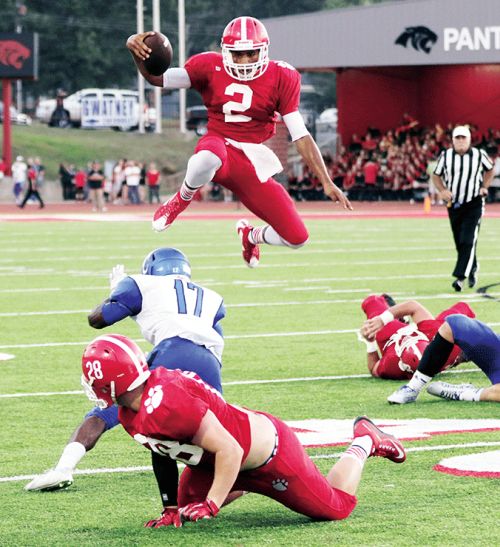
[81,334,150,409]
[393,326,429,373]
[221,16,270,81]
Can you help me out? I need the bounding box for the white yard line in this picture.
[0,271,498,288]
[3,440,500,484]
[1,294,498,318]
[312,441,500,460]
[0,310,91,317]
[0,245,462,263]
[0,329,356,349]
[1,320,499,348]
[0,256,499,276]
[0,368,481,399]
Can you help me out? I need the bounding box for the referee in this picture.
[432,125,494,292]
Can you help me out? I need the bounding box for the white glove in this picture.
[109,264,126,291]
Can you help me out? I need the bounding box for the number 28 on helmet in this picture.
[81,334,150,409]
[221,16,270,81]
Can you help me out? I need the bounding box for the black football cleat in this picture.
[452,279,464,292]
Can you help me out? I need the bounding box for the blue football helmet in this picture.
[142,247,191,277]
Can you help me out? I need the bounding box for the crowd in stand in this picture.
[57,159,163,212]
[5,154,231,209]
[5,119,500,208]
[288,118,500,203]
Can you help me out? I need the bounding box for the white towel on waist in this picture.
[225,138,283,182]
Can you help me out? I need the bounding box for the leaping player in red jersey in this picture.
[82,334,405,527]
[127,16,352,268]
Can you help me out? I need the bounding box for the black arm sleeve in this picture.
[417,332,454,377]
[87,300,110,329]
[151,451,179,507]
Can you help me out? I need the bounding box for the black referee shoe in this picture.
[452,279,464,292]
[468,271,477,288]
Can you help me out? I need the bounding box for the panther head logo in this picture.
[395,26,438,54]
[0,40,31,69]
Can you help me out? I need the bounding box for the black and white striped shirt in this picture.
[434,147,493,205]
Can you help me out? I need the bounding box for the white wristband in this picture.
[379,310,394,326]
[366,341,378,353]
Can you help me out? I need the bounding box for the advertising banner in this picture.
[265,0,500,69]
[81,95,138,128]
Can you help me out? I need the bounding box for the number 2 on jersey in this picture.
[174,279,204,317]
[223,83,253,123]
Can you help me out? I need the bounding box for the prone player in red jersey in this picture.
[358,294,475,381]
[126,16,352,268]
[82,334,405,527]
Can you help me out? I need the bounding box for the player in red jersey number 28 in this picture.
[82,334,405,527]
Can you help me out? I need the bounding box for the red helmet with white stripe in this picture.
[81,334,150,409]
[393,326,430,373]
[221,16,270,81]
[398,339,429,373]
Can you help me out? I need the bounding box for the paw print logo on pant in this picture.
[272,478,288,492]
[144,385,163,414]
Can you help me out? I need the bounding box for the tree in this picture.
[0,0,335,99]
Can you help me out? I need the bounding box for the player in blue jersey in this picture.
[25,248,228,519]
[388,315,500,404]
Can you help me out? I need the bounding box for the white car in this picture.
[318,108,338,126]
[0,102,32,125]
[315,108,338,153]
[35,88,144,131]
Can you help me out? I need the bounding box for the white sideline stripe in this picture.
[0,390,84,398]
[0,245,462,263]
[224,367,480,384]
[0,256,499,277]
[1,320,499,348]
[0,256,500,279]
[1,297,498,318]
[0,330,357,349]
[0,286,109,293]
[1,226,483,246]
[0,368,481,399]
[4,441,500,484]
[2,466,153,483]
[0,310,91,317]
[0,270,498,289]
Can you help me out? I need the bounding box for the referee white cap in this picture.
[452,125,471,138]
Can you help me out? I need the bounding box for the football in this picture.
[143,32,173,76]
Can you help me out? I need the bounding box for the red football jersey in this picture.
[119,368,252,468]
[185,52,301,143]
[374,302,476,379]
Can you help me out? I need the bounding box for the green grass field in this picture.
[7,121,195,179]
[1,214,499,546]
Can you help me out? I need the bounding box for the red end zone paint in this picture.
[433,464,500,479]
[288,419,500,448]
[433,449,500,478]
